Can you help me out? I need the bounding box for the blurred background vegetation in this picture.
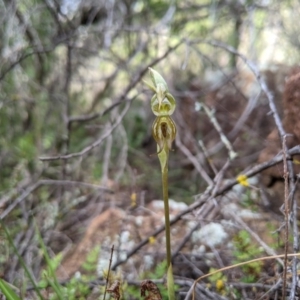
[1,0,300,297]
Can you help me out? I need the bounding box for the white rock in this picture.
[192,222,228,247]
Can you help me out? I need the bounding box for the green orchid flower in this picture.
[144,67,177,153]
[144,67,177,300]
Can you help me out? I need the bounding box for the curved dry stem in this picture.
[192,252,300,300]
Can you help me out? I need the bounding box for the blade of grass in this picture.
[0,219,44,300]
[0,278,21,300]
[34,223,64,300]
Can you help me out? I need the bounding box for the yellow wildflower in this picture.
[236,174,249,187]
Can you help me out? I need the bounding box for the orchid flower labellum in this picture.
[152,116,176,154]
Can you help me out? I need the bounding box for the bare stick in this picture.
[176,135,213,186]
[199,40,287,137]
[230,212,283,266]
[103,245,114,300]
[282,135,289,297]
[39,98,132,161]
[200,103,237,160]
[172,222,200,259]
[290,176,299,300]
[68,41,184,125]
[101,123,113,186]
[112,145,300,270]
[192,252,300,300]
[0,179,113,220]
[195,41,300,297]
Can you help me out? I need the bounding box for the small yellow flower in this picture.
[293,159,300,165]
[216,279,225,292]
[236,174,249,187]
[148,236,156,244]
[130,192,137,207]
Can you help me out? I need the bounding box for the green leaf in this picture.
[0,278,21,300]
[167,263,175,300]
[157,144,169,172]
[149,260,167,279]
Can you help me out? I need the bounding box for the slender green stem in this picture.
[162,167,171,268]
